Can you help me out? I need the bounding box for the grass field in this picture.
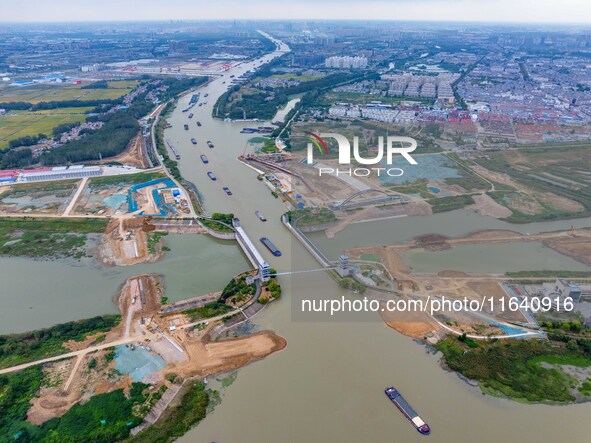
[88,171,166,188]
[270,73,324,81]
[474,146,591,222]
[0,80,138,149]
[0,315,120,369]
[0,80,137,103]
[0,217,108,258]
[0,114,86,150]
[8,106,94,115]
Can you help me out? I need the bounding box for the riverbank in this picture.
[0,216,108,260]
[98,218,163,266]
[436,334,591,404]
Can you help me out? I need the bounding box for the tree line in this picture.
[0,76,209,169]
[0,98,120,112]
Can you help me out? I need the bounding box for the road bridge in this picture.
[330,189,405,210]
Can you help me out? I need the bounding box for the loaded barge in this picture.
[385,387,430,435]
[165,139,181,160]
[260,237,281,256]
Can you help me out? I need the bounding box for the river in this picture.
[160,34,591,443]
[0,234,247,334]
[402,241,591,273]
[308,210,591,260]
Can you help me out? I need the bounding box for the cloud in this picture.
[1,0,589,24]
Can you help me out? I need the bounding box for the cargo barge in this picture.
[260,237,281,256]
[384,387,430,435]
[255,210,267,222]
[241,127,259,133]
[166,139,181,160]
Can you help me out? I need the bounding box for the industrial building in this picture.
[549,279,582,303]
[21,165,102,182]
[0,169,19,184]
[510,279,586,311]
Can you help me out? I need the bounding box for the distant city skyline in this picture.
[1,0,591,24]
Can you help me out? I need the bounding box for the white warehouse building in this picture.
[21,165,102,182]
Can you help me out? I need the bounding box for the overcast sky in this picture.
[1,0,590,24]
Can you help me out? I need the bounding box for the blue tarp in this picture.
[127,178,176,214]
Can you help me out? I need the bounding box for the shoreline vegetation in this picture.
[1,367,159,443]
[154,95,206,214]
[435,333,591,403]
[0,66,291,437]
[0,315,121,369]
[333,226,591,403]
[199,213,235,233]
[125,381,209,443]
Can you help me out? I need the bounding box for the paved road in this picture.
[148,99,197,218]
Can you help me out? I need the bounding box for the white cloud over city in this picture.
[1,0,590,23]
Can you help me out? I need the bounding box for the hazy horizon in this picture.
[1,0,590,25]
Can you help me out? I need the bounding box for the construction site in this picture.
[97,130,152,170]
[75,174,192,218]
[340,227,591,340]
[98,218,159,266]
[97,216,208,266]
[0,179,80,215]
[23,273,286,430]
[0,169,194,220]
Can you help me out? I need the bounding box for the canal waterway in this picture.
[4,32,591,443]
[0,234,247,334]
[162,34,591,443]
